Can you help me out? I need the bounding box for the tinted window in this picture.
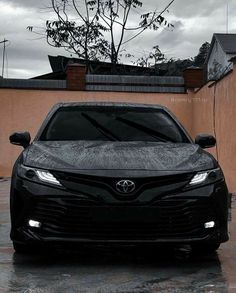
[40,107,189,143]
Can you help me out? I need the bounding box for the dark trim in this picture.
[86,82,185,88]
[87,90,186,94]
[193,81,213,93]
[0,87,67,91]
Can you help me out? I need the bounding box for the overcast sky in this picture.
[0,0,236,78]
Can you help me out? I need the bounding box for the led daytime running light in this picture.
[36,170,61,186]
[189,172,209,185]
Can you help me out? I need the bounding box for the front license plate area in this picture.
[91,207,160,222]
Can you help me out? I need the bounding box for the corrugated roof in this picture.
[214,33,236,54]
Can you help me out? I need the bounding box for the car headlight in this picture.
[17,164,62,187]
[188,168,224,187]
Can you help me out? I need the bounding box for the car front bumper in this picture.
[10,177,229,246]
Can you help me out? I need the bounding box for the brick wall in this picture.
[66,64,86,91]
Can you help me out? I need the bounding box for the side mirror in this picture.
[195,134,216,149]
[9,132,31,148]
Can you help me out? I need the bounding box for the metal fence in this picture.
[0,79,66,89]
[86,75,185,93]
[0,75,185,93]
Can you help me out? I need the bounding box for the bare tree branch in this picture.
[28,0,175,64]
[121,0,175,46]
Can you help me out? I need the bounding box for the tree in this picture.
[28,0,175,64]
[44,0,110,62]
[194,42,210,67]
[133,41,210,76]
[162,58,194,75]
[136,45,165,67]
[97,0,175,64]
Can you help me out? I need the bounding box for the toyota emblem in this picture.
[116,180,136,194]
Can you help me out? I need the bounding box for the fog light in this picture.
[204,221,215,229]
[28,220,41,228]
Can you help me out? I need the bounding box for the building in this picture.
[206,33,236,80]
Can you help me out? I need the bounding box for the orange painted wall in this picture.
[0,90,193,178]
[191,83,217,159]
[192,69,236,192]
[215,71,236,191]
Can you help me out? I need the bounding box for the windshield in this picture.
[39,106,190,143]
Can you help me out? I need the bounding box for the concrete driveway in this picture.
[0,179,235,293]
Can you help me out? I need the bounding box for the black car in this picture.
[9,102,229,253]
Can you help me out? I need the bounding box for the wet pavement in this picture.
[0,179,235,293]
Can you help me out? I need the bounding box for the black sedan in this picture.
[9,102,229,253]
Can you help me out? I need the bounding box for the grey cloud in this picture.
[5,39,70,78]
[3,0,236,17]
[0,0,71,78]
[1,0,48,9]
[144,0,231,19]
[170,0,225,18]
[0,0,236,78]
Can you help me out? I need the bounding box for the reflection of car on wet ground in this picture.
[9,102,229,253]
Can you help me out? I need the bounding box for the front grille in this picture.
[53,171,194,200]
[28,197,216,240]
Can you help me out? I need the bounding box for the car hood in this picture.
[23,141,217,177]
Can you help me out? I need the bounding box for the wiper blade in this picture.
[116,117,175,142]
[81,113,120,141]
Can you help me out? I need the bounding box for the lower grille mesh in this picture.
[29,197,215,240]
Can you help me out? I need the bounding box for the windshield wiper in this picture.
[81,113,121,141]
[116,117,175,142]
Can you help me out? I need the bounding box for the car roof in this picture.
[53,102,167,111]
